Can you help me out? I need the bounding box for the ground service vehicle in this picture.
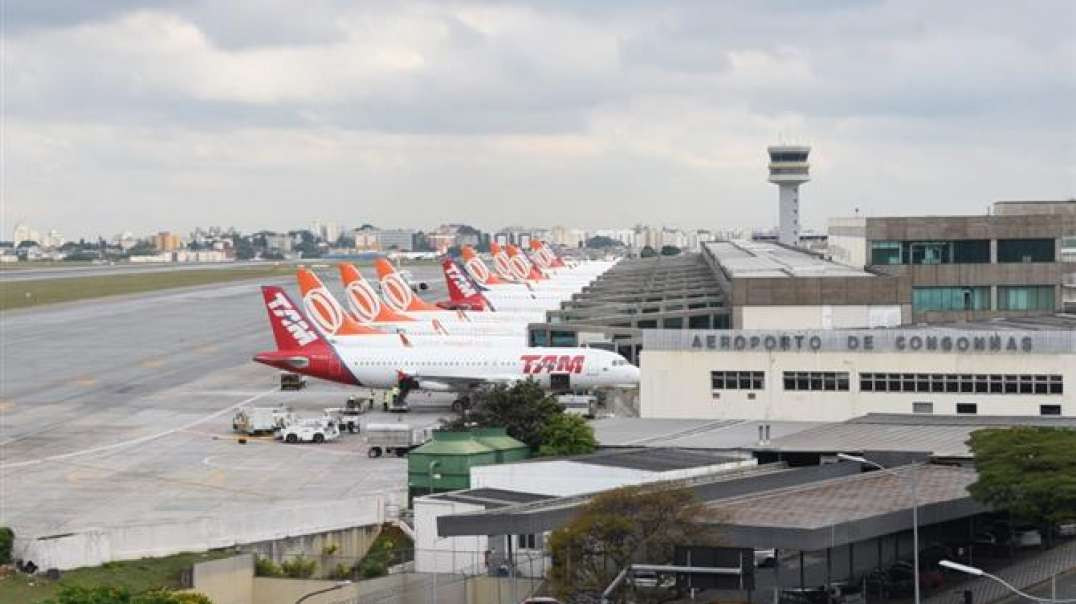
[366,423,430,457]
[232,406,294,435]
[556,394,595,416]
[280,372,306,391]
[324,396,371,433]
[279,418,340,444]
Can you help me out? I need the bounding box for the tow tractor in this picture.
[278,417,340,444]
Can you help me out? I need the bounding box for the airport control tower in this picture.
[767,144,811,246]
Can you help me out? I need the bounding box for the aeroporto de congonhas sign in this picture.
[642,329,1076,355]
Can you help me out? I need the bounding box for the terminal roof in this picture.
[707,240,873,278]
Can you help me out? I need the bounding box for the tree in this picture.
[639,245,657,258]
[968,427,1076,540]
[660,245,681,256]
[585,236,620,249]
[442,381,563,449]
[0,526,12,564]
[547,485,708,600]
[539,414,597,457]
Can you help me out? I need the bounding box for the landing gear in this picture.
[451,396,471,413]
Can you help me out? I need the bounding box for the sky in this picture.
[2,0,1074,240]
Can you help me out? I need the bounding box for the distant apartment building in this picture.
[828,200,1076,321]
[263,233,292,252]
[376,229,415,251]
[154,231,182,252]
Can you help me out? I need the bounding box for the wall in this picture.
[469,458,756,497]
[190,554,254,604]
[241,524,381,577]
[740,305,902,329]
[414,498,488,574]
[14,494,394,571]
[639,349,1075,421]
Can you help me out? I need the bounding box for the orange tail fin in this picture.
[337,263,415,323]
[296,268,384,336]
[374,258,442,312]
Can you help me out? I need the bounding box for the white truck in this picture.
[279,417,340,444]
[366,423,435,458]
[232,406,294,435]
[324,396,371,433]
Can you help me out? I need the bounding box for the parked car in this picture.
[1058,521,1076,537]
[1014,527,1043,547]
[629,570,675,589]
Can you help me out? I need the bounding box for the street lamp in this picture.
[939,561,1076,603]
[837,453,920,604]
[295,580,352,604]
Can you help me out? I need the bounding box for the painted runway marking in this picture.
[0,388,277,470]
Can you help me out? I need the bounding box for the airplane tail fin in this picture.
[374,257,442,312]
[461,245,506,285]
[337,263,414,323]
[440,258,491,311]
[254,286,360,385]
[543,241,567,268]
[260,285,326,351]
[296,269,383,337]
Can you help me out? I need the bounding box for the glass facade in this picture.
[870,240,990,265]
[997,238,1055,263]
[783,371,850,391]
[998,286,1055,311]
[912,287,990,312]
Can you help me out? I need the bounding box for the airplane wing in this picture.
[402,371,521,392]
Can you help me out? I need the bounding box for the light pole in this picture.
[837,453,920,604]
[939,560,1076,603]
[295,580,352,604]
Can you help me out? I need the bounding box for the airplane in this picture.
[253,285,640,411]
[366,258,547,324]
[441,257,581,313]
[297,267,526,344]
[460,245,587,294]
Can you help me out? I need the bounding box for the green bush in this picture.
[43,586,214,604]
[0,526,13,565]
[253,556,282,577]
[280,555,316,579]
[325,563,352,581]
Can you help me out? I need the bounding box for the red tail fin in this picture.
[261,285,324,350]
[440,259,488,310]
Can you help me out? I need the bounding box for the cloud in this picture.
[2,0,1073,238]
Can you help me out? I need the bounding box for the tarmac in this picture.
[0,264,451,564]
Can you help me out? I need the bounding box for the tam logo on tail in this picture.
[443,259,478,300]
[266,290,319,347]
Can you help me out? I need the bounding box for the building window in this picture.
[783,371,850,391]
[997,238,1055,263]
[956,403,978,415]
[712,371,764,390]
[870,241,902,265]
[516,534,537,549]
[912,402,934,414]
[860,373,1062,394]
[1040,404,1061,416]
[912,287,991,312]
[953,240,991,263]
[997,286,1055,311]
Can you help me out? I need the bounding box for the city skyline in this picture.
[4,1,1074,240]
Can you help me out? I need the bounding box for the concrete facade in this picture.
[827,206,1076,322]
[639,329,1075,422]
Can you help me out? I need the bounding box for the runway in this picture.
[0,264,450,557]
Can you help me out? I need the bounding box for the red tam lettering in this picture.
[568,355,585,374]
[520,355,542,374]
[541,355,558,373]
